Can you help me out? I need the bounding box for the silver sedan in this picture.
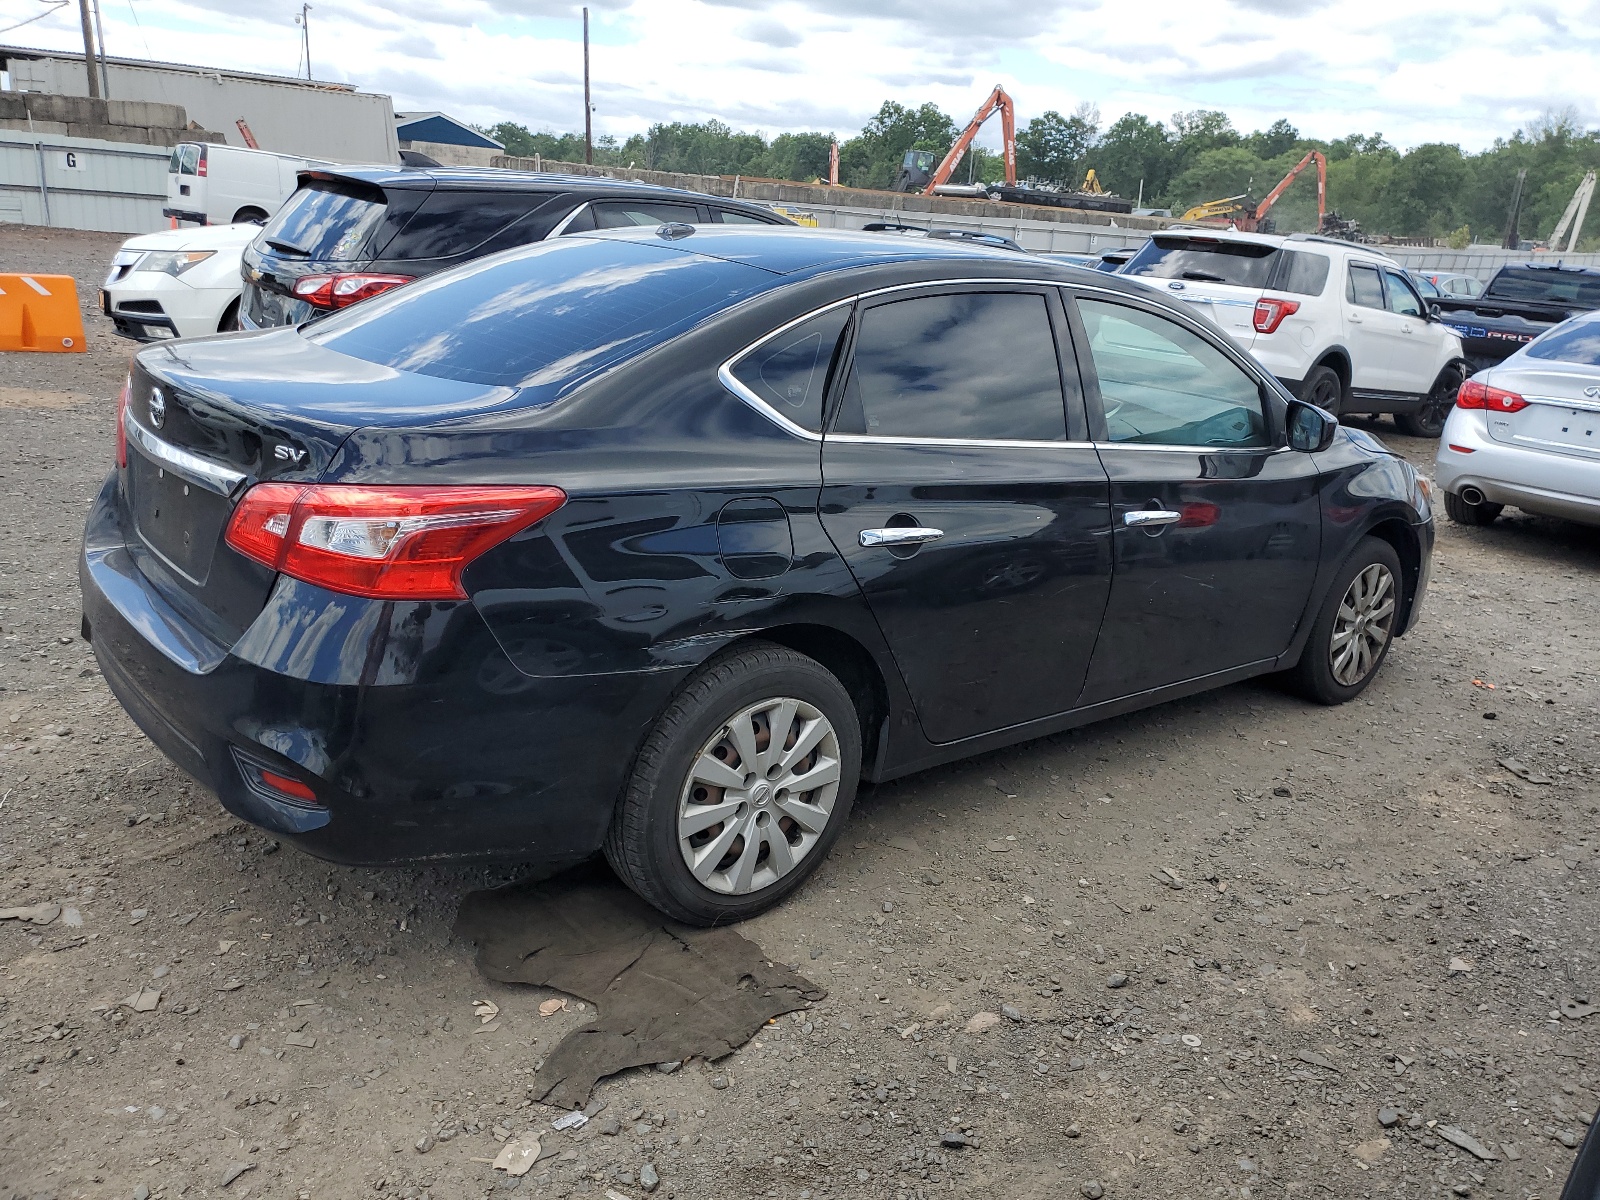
[1436,309,1600,527]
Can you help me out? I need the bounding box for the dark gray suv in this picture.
[239,167,793,328]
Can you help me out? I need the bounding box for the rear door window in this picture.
[1121,237,1278,288]
[716,208,781,225]
[832,291,1066,441]
[1347,264,1386,309]
[170,144,201,176]
[728,307,851,432]
[591,201,703,228]
[259,181,388,261]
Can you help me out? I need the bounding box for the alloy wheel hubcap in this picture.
[677,696,841,896]
[1330,563,1396,686]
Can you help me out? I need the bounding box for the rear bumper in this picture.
[1436,410,1600,526]
[80,474,683,867]
[162,207,208,225]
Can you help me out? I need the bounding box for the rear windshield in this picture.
[1123,237,1277,289]
[169,144,201,176]
[258,180,388,261]
[1488,268,1600,308]
[308,235,773,390]
[1524,319,1600,366]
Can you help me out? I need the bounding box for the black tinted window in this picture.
[386,191,559,260]
[260,181,387,261]
[1348,264,1385,308]
[592,201,701,228]
[729,307,850,432]
[1525,318,1600,366]
[1280,250,1331,296]
[1079,299,1268,448]
[1123,237,1277,287]
[717,209,780,225]
[834,292,1065,441]
[309,236,772,391]
[1489,268,1600,307]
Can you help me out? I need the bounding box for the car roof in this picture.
[569,225,1153,290]
[1507,261,1600,276]
[300,164,769,208]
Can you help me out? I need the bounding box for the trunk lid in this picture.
[1482,362,1600,461]
[122,329,515,643]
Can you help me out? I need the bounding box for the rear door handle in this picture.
[1123,510,1182,528]
[860,526,944,548]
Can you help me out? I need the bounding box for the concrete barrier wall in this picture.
[0,132,168,233]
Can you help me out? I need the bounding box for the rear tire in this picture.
[1444,490,1503,526]
[1395,362,1466,437]
[1298,365,1343,415]
[1287,536,1404,705]
[604,641,861,925]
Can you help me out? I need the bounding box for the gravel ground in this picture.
[3,227,1599,1200]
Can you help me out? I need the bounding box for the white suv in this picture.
[1120,231,1468,436]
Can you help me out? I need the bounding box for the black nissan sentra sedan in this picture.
[82,225,1434,924]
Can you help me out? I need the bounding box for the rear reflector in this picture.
[1456,379,1528,412]
[115,373,130,468]
[225,483,567,600]
[259,770,317,803]
[1447,443,1475,454]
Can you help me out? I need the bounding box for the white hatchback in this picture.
[1435,310,1600,526]
[100,222,258,342]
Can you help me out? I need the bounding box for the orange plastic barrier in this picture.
[0,273,87,353]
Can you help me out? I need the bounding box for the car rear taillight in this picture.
[1456,380,1529,412]
[224,484,567,601]
[115,373,130,468]
[197,145,208,178]
[292,273,415,310]
[1252,296,1301,334]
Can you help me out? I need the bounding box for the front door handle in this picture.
[1123,509,1182,528]
[860,526,944,548]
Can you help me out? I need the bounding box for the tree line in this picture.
[485,103,1600,248]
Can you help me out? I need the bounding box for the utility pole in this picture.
[76,0,101,98]
[582,7,593,165]
[90,0,109,98]
[1501,168,1527,250]
[296,5,313,82]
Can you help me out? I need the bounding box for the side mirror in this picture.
[1428,302,1443,320]
[1287,399,1338,453]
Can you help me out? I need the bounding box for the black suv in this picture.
[239,167,793,328]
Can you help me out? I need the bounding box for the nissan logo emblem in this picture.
[148,386,166,429]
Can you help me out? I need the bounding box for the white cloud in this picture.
[7,0,1597,150]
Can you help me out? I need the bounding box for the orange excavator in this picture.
[890,84,1017,194]
[1179,150,1326,233]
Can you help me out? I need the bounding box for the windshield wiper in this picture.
[1180,270,1228,283]
[264,238,312,257]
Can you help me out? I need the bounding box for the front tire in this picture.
[604,641,861,925]
[1287,536,1404,705]
[1395,362,1466,438]
[1444,490,1503,525]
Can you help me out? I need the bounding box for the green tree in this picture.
[1093,113,1171,202]
[1017,104,1098,186]
[1246,118,1300,160]
[1380,143,1469,236]
[757,132,837,183]
[837,100,957,190]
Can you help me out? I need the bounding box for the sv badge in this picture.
[273,444,307,463]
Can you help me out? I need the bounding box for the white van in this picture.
[164,142,334,227]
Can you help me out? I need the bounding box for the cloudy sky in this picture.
[5,0,1597,150]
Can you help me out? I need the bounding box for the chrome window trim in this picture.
[549,201,592,238]
[123,409,247,496]
[717,275,1283,446]
[1091,441,1289,455]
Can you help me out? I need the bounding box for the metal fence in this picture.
[766,199,1151,255]
[0,133,168,233]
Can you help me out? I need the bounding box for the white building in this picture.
[0,44,397,164]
